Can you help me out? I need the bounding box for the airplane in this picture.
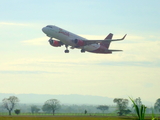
[42,25,127,54]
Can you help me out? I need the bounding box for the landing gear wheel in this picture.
[65,50,69,53]
[81,49,85,53]
[64,45,69,53]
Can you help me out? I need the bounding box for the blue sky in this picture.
[0,0,160,105]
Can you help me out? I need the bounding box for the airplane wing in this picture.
[74,34,127,46]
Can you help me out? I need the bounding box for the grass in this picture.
[0,112,159,120]
[129,97,160,120]
[129,97,147,120]
[0,113,118,116]
[0,116,150,120]
[151,109,159,120]
[0,114,159,120]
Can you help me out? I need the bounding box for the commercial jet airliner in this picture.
[42,25,127,54]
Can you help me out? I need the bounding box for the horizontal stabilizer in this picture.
[107,49,123,52]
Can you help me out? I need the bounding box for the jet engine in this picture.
[74,39,85,47]
[49,39,63,47]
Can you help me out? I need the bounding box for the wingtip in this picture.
[122,34,127,40]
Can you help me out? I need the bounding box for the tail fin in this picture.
[104,33,113,39]
[100,33,113,48]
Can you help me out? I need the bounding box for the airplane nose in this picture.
[42,27,47,33]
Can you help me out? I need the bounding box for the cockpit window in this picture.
[46,25,53,28]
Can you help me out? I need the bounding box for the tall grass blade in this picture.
[129,97,140,118]
[141,105,147,120]
[129,97,147,120]
[152,109,159,120]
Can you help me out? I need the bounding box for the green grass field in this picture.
[0,113,118,116]
[0,112,159,117]
[0,116,156,120]
[0,113,159,120]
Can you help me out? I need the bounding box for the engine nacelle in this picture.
[74,39,85,47]
[49,39,63,47]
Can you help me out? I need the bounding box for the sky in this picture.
[0,0,160,105]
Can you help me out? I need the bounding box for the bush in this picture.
[14,109,20,115]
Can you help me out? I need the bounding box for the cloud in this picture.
[125,35,145,40]
[0,22,29,26]
[0,70,58,74]
[22,37,48,46]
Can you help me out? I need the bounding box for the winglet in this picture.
[105,34,127,42]
[122,34,127,40]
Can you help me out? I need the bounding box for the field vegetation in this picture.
[0,96,159,120]
[0,116,156,120]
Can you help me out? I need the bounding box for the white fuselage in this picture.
[42,25,100,52]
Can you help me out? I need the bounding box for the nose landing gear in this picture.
[64,45,69,53]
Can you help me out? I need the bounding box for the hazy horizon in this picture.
[0,93,154,106]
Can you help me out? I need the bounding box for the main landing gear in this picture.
[81,49,85,53]
[65,50,69,53]
[64,45,85,53]
[64,45,69,53]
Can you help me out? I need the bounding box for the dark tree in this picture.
[42,104,51,113]
[119,109,131,115]
[2,96,19,115]
[113,98,129,116]
[154,98,160,112]
[97,105,109,113]
[14,109,20,115]
[42,99,60,115]
[84,110,87,114]
[31,105,40,114]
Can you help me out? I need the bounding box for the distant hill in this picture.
[0,93,114,105]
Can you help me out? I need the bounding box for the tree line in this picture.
[1,96,160,116]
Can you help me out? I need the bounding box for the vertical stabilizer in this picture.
[100,33,113,48]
